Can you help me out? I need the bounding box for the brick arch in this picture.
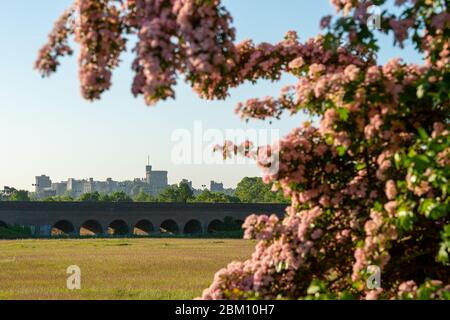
[80,220,103,236]
[207,219,224,233]
[133,220,154,235]
[107,220,129,235]
[160,219,179,235]
[52,220,75,236]
[183,219,203,235]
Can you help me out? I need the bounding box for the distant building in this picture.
[32,163,238,200]
[34,164,169,199]
[35,175,51,192]
[210,180,235,196]
[34,175,55,198]
[51,182,67,196]
[146,165,169,195]
[145,165,152,184]
[67,178,85,199]
[210,181,224,193]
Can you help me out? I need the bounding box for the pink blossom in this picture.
[385,180,397,200]
[320,15,332,29]
[288,57,305,69]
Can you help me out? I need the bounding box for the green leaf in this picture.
[419,200,448,220]
[396,208,416,231]
[307,280,325,295]
[355,162,366,171]
[419,198,437,218]
[417,127,429,141]
[373,201,383,212]
[394,152,402,169]
[411,154,431,173]
[437,243,449,266]
[325,134,334,145]
[336,146,347,156]
[438,225,450,266]
[336,107,350,121]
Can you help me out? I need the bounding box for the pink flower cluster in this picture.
[330,0,359,16]
[75,0,126,100]
[174,0,237,100]
[389,18,415,48]
[235,35,365,121]
[235,97,281,120]
[202,206,326,299]
[242,214,280,241]
[352,210,397,284]
[35,6,75,76]
[129,0,179,105]
[128,0,238,104]
[36,0,236,104]
[202,35,448,300]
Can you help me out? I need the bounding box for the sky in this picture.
[0,0,422,191]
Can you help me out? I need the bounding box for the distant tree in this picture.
[178,182,194,203]
[227,195,241,203]
[193,190,240,203]
[9,190,30,202]
[158,182,194,203]
[28,193,39,201]
[42,194,75,202]
[158,186,179,202]
[0,188,12,201]
[62,193,76,202]
[99,193,111,202]
[0,225,32,239]
[109,191,132,202]
[235,177,286,203]
[42,196,57,202]
[133,191,156,202]
[1,187,16,201]
[78,191,101,202]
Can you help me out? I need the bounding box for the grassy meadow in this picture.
[0,238,254,300]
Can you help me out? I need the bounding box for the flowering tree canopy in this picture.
[36,0,449,299]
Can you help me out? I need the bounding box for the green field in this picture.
[0,238,254,300]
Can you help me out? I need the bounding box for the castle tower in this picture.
[145,165,152,184]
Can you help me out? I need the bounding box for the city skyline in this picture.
[31,162,234,199]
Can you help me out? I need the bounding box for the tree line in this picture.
[0,177,288,204]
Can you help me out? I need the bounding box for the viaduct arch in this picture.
[133,220,153,235]
[0,202,287,237]
[183,220,203,235]
[52,220,75,236]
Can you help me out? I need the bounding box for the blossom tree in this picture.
[36,0,449,299]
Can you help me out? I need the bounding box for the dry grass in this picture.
[0,238,255,300]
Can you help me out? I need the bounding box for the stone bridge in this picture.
[0,202,287,236]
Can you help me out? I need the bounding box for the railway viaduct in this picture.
[0,202,287,236]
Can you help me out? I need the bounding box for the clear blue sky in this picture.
[0,0,421,191]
